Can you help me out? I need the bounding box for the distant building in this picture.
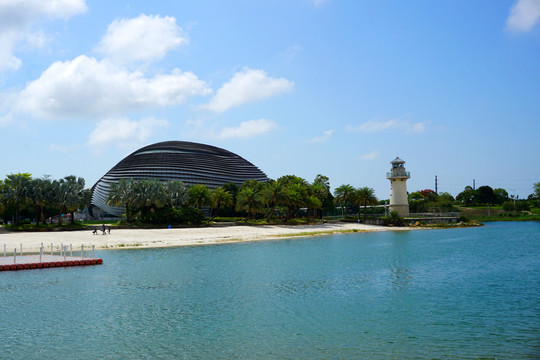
[90,141,268,217]
[386,157,410,216]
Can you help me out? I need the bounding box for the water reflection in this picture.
[274,274,368,297]
[389,266,412,290]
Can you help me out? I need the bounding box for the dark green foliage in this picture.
[408,190,458,213]
[137,206,204,225]
[456,187,476,205]
[384,211,404,226]
[516,201,530,212]
[475,185,496,206]
[503,200,515,212]
[503,200,530,213]
[493,188,509,205]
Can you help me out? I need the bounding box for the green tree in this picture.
[354,187,378,223]
[61,175,86,224]
[262,180,286,221]
[221,183,239,216]
[304,194,322,220]
[493,188,509,205]
[210,187,233,219]
[27,176,53,226]
[334,184,355,218]
[278,175,309,220]
[533,182,540,199]
[187,184,212,209]
[107,178,135,221]
[476,185,496,206]
[2,173,32,224]
[438,192,455,202]
[163,180,187,209]
[456,186,476,206]
[236,186,264,220]
[130,179,167,222]
[312,174,332,219]
[134,179,166,209]
[0,180,4,221]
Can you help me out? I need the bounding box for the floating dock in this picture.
[1,243,102,271]
[0,255,102,271]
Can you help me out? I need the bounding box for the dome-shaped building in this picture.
[90,141,268,217]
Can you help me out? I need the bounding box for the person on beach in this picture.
[101,224,106,235]
[107,226,111,234]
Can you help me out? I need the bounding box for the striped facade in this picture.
[90,141,269,217]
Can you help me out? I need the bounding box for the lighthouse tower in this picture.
[386,157,410,216]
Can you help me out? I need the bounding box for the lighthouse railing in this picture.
[386,171,410,178]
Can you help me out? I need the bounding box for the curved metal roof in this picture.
[90,141,268,216]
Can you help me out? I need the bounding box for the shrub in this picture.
[137,206,204,225]
[502,201,515,212]
[384,211,404,226]
[516,201,530,212]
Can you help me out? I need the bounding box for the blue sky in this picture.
[1,0,539,200]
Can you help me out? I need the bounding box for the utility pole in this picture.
[435,175,438,194]
[473,179,476,190]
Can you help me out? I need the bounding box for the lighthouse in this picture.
[386,157,410,216]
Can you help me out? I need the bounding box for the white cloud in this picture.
[214,119,277,139]
[347,118,427,134]
[305,129,334,143]
[361,151,380,160]
[202,68,294,113]
[506,0,540,32]
[14,55,211,119]
[87,117,169,151]
[0,0,87,71]
[95,14,187,64]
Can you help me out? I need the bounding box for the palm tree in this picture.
[187,184,212,209]
[276,175,309,220]
[305,194,322,220]
[210,187,233,219]
[236,186,264,220]
[310,179,331,219]
[135,179,166,209]
[61,175,86,224]
[284,182,308,219]
[163,180,187,209]
[3,173,32,224]
[130,179,166,222]
[262,180,286,222]
[107,178,135,221]
[334,184,355,218]
[27,176,52,226]
[354,187,378,223]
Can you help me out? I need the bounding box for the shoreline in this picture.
[0,223,410,253]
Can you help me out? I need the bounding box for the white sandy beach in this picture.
[0,222,405,253]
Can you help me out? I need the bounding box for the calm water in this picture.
[1,222,539,359]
